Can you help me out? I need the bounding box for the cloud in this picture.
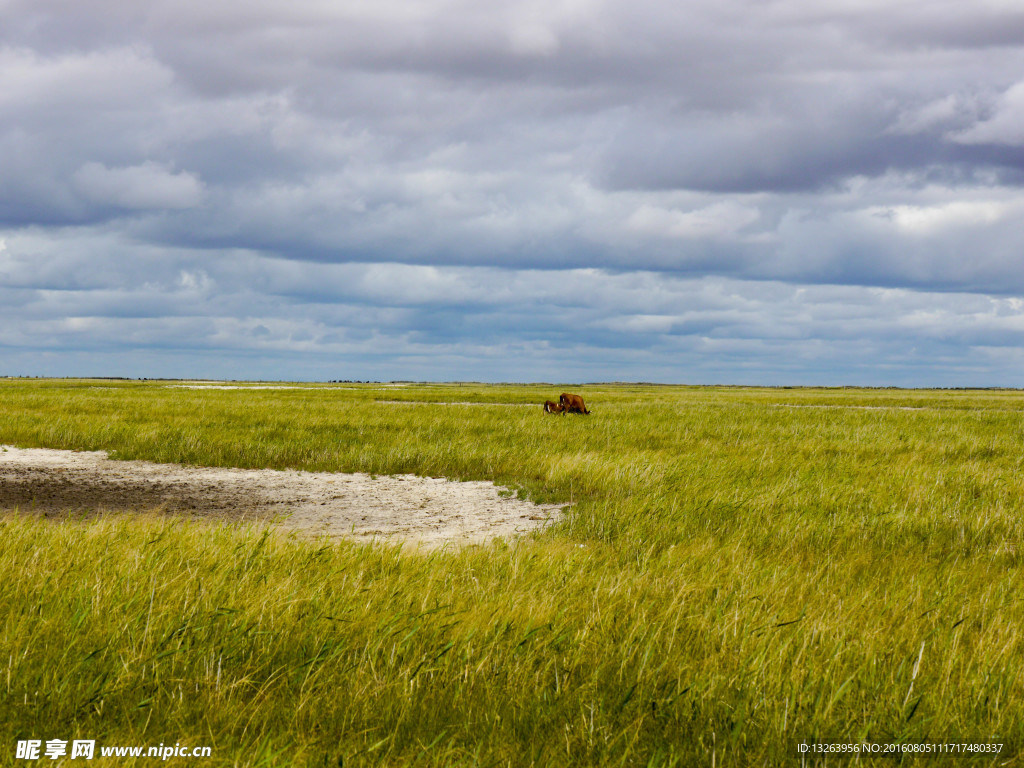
[4,239,1024,385]
[888,94,979,137]
[1,0,1024,381]
[953,81,1024,146]
[625,201,761,240]
[861,199,1019,235]
[72,162,204,211]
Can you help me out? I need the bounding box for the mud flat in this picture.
[0,446,564,550]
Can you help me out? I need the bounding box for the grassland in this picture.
[1,379,1023,765]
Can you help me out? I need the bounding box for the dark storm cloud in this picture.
[3,0,1024,382]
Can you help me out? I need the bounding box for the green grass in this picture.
[1,379,1024,765]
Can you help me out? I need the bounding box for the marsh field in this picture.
[1,379,1023,766]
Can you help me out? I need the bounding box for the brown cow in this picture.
[559,392,590,415]
[543,400,565,414]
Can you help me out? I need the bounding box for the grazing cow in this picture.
[559,392,590,415]
[543,400,565,414]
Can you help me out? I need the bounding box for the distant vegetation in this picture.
[1,380,1023,765]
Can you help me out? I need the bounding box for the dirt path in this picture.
[0,446,565,549]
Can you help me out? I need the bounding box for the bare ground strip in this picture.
[0,446,564,549]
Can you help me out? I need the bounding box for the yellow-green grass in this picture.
[1,379,1023,766]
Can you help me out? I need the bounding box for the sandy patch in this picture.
[0,446,565,550]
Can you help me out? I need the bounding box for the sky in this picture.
[3,0,1024,385]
